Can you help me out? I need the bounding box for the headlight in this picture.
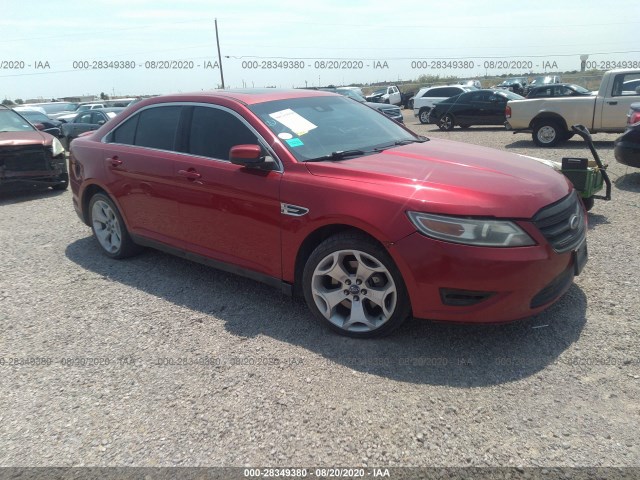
[407,212,535,247]
[51,137,65,157]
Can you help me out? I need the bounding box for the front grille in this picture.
[532,191,586,253]
[0,145,49,172]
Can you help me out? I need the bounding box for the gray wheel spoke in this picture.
[354,252,385,282]
[93,209,108,224]
[343,299,375,330]
[94,226,110,244]
[316,252,350,283]
[365,284,396,317]
[312,287,347,317]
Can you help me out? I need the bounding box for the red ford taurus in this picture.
[69,89,587,337]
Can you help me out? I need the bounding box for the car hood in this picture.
[304,138,572,218]
[0,131,50,146]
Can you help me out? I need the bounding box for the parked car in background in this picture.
[496,78,527,95]
[0,105,68,190]
[331,88,403,123]
[524,75,561,95]
[460,79,482,89]
[60,108,124,149]
[401,90,415,109]
[526,83,592,99]
[337,87,365,99]
[428,89,524,130]
[413,85,475,124]
[24,102,81,120]
[365,85,402,105]
[614,102,640,167]
[56,103,107,122]
[70,89,587,338]
[12,107,64,137]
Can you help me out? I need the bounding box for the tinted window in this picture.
[91,112,106,123]
[110,115,138,145]
[425,88,446,97]
[188,107,258,160]
[134,106,182,150]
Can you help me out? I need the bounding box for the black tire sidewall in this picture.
[302,233,411,338]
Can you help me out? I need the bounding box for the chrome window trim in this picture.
[100,101,284,173]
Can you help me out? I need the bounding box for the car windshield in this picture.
[37,103,79,114]
[498,91,524,100]
[570,84,590,94]
[249,95,417,162]
[0,109,36,132]
[372,88,386,95]
[19,111,50,122]
[336,89,366,102]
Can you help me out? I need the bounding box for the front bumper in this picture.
[389,229,584,324]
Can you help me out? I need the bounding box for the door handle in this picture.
[105,156,122,167]
[178,169,202,180]
[607,101,618,105]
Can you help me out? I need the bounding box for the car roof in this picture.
[134,89,336,108]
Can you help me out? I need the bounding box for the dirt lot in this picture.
[1,111,639,468]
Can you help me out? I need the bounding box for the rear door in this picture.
[102,105,183,242]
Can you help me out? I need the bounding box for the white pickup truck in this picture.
[506,69,640,146]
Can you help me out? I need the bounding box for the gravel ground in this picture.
[0,111,639,468]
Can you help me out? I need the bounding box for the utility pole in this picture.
[215,18,225,89]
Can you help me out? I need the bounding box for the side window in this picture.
[91,112,105,124]
[188,106,258,161]
[427,88,444,97]
[77,112,92,123]
[613,73,640,97]
[134,106,182,150]
[110,115,139,145]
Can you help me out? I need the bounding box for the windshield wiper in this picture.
[374,137,429,151]
[304,149,368,162]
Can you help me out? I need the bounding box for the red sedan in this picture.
[69,89,588,337]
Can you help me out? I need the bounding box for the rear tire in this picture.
[533,120,564,147]
[88,193,142,259]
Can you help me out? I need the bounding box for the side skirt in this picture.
[130,234,293,296]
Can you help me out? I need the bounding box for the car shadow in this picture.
[614,172,640,192]
[65,236,587,387]
[0,187,66,205]
[587,212,610,230]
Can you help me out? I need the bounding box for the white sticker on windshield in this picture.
[278,132,293,140]
[269,109,317,136]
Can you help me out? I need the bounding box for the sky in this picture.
[1,0,638,101]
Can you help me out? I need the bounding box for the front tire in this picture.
[533,120,564,147]
[302,233,411,338]
[438,114,455,131]
[88,193,142,259]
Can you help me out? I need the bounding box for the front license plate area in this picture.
[573,241,588,276]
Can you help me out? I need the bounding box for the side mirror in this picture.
[34,123,45,131]
[97,120,105,125]
[230,144,273,169]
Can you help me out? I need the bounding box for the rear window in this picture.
[134,106,182,150]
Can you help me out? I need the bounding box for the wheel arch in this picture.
[529,112,568,132]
